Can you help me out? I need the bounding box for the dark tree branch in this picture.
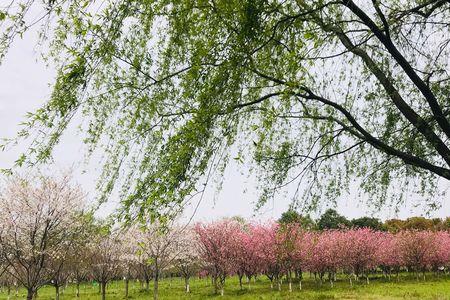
[343,0,450,141]
[295,87,450,180]
[317,16,450,168]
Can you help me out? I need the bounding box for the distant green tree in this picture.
[443,217,450,230]
[384,219,405,233]
[317,209,350,230]
[279,210,302,224]
[278,209,315,229]
[351,217,384,231]
[403,217,435,231]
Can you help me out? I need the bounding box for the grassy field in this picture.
[0,273,449,300]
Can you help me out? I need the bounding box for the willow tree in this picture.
[1,0,450,220]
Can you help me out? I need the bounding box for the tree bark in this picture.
[288,272,292,292]
[145,278,150,292]
[101,282,106,300]
[153,277,159,300]
[125,278,129,298]
[55,285,60,300]
[185,277,190,293]
[26,288,33,300]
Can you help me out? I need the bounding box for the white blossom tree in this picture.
[173,227,200,293]
[136,223,181,300]
[119,227,140,299]
[87,231,122,300]
[0,174,85,300]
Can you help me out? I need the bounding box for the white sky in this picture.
[0,30,449,223]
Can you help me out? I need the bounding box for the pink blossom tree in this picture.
[194,219,242,296]
[430,231,450,274]
[338,229,382,285]
[398,230,439,280]
[251,222,284,290]
[376,232,404,280]
[276,223,309,292]
[231,223,263,290]
[306,230,344,287]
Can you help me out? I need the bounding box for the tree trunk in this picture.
[125,278,129,298]
[213,276,218,294]
[239,275,243,290]
[288,272,292,292]
[76,282,80,297]
[145,278,150,292]
[153,273,159,300]
[55,285,60,300]
[26,288,33,300]
[185,277,190,293]
[101,282,106,300]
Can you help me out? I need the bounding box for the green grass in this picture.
[0,273,449,300]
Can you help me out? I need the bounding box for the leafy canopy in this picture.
[1,0,450,222]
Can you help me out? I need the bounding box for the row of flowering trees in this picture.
[194,220,450,295]
[0,175,449,299]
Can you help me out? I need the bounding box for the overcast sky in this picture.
[0,29,449,223]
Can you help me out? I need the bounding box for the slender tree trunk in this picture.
[185,277,190,293]
[154,272,159,300]
[288,272,292,292]
[101,282,106,300]
[7,286,11,300]
[55,285,60,300]
[239,275,243,290]
[145,278,150,292]
[125,278,129,298]
[213,276,218,294]
[76,282,80,297]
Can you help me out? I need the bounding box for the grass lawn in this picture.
[0,273,449,299]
